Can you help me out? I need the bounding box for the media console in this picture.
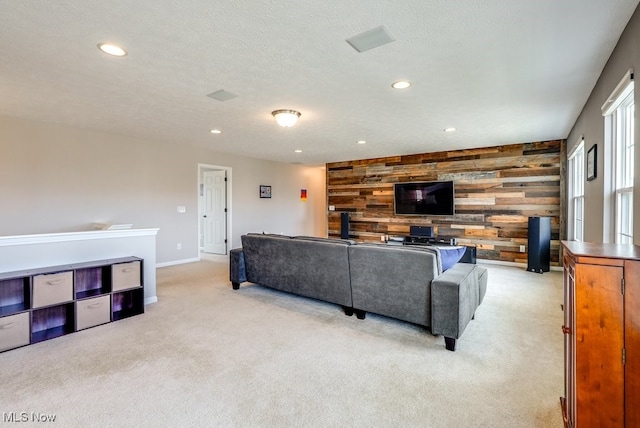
[400,236,477,264]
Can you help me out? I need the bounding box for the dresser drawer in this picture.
[0,312,30,352]
[32,271,73,308]
[76,295,111,331]
[112,261,141,292]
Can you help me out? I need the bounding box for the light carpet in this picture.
[0,256,564,427]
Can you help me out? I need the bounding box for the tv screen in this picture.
[394,181,455,215]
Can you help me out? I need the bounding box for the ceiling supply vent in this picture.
[346,26,395,53]
[207,89,238,101]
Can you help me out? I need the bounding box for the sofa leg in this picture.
[355,309,366,320]
[343,306,354,316]
[232,282,240,290]
[444,337,457,352]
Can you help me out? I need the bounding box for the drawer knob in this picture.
[46,278,63,285]
[87,302,102,309]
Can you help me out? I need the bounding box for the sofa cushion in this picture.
[247,232,292,239]
[349,244,439,326]
[403,244,443,274]
[437,246,467,271]
[240,234,353,306]
[293,236,355,245]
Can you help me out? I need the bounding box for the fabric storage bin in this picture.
[32,271,73,308]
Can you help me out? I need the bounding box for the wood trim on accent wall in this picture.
[326,140,564,265]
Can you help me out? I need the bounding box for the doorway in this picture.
[198,164,232,255]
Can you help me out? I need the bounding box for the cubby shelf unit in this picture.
[0,256,144,353]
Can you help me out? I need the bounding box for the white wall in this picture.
[0,115,326,264]
[566,4,640,244]
[0,229,159,304]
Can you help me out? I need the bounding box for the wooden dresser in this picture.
[561,241,640,427]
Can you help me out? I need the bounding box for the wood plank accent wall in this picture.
[326,140,564,265]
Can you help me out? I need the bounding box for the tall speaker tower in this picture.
[527,216,551,273]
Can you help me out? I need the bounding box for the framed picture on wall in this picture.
[259,185,271,198]
[587,144,597,181]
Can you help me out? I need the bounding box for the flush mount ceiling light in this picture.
[294,149,303,153]
[357,140,367,145]
[444,127,457,133]
[272,110,301,127]
[97,43,127,57]
[391,81,411,89]
[209,129,221,134]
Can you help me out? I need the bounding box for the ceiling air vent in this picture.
[207,89,238,101]
[346,26,395,53]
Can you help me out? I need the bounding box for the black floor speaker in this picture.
[527,216,551,273]
[340,212,349,239]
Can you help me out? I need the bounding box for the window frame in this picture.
[567,140,585,241]
[602,70,634,244]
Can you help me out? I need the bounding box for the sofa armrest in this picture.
[430,264,479,341]
[229,248,246,289]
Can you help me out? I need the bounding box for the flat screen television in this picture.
[394,181,455,216]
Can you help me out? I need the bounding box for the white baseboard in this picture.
[156,257,200,268]
[477,258,563,272]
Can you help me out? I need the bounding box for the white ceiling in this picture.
[1,1,638,165]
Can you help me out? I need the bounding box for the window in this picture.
[568,140,585,241]
[615,92,634,243]
[602,70,634,244]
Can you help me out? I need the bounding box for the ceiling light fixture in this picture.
[357,140,367,145]
[210,129,221,134]
[295,149,302,153]
[391,81,411,89]
[97,43,127,57]
[272,110,301,127]
[444,127,457,133]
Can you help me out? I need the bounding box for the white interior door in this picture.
[203,170,227,254]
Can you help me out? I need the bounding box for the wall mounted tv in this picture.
[394,181,455,216]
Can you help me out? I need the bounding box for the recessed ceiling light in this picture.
[295,149,302,153]
[444,127,457,133]
[97,43,127,57]
[357,140,367,145]
[210,129,221,134]
[391,81,411,89]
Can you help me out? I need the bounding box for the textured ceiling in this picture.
[1,1,638,165]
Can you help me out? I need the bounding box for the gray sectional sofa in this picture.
[229,233,488,351]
